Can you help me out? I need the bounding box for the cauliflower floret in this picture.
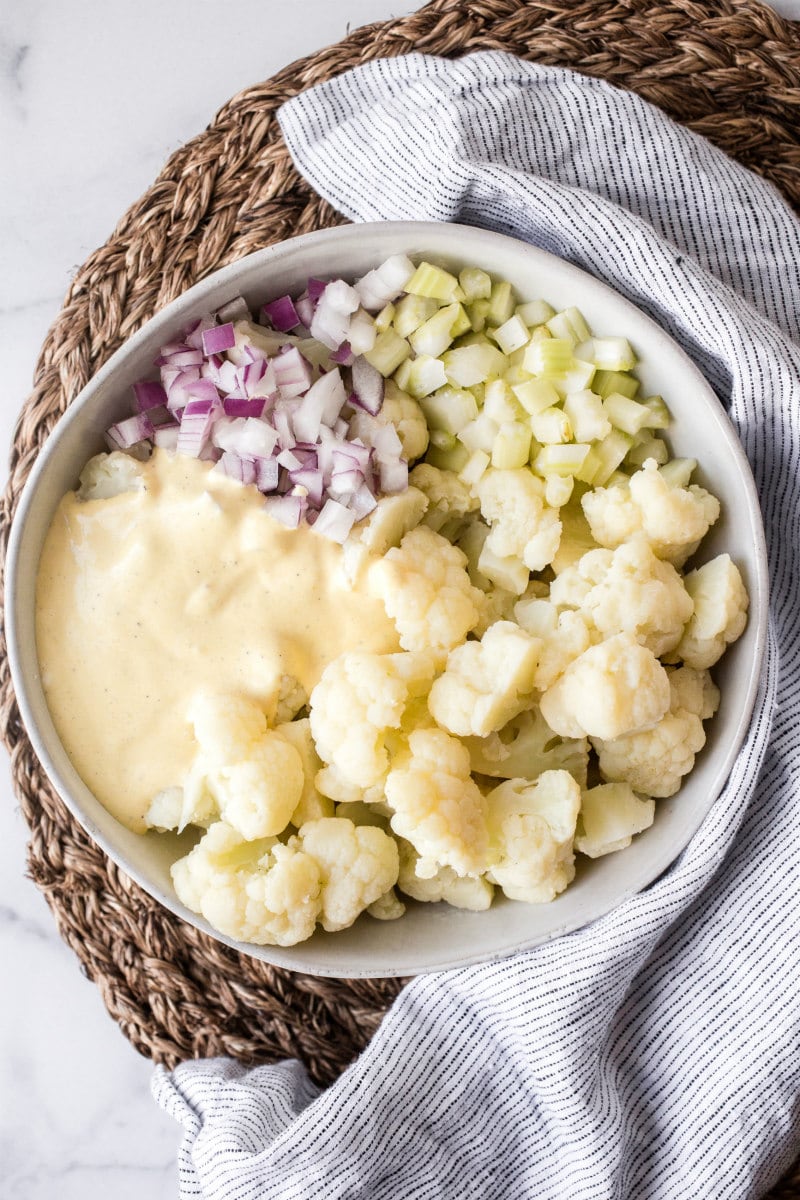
[409,463,479,533]
[516,604,596,691]
[367,889,407,920]
[274,718,335,827]
[472,585,519,637]
[672,554,749,669]
[77,451,147,501]
[477,468,562,573]
[272,675,309,725]
[575,782,655,858]
[349,488,429,558]
[171,821,322,947]
[428,621,541,738]
[550,500,600,575]
[464,706,589,788]
[592,665,720,797]
[397,840,494,910]
[296,817,399,932]
[549,537,694,657]
[316,764,387,808]
[349,379,429,462]
[309,650,435,788]
[540,633,671,740]
[367,527,484,660]
[385,728,489,878]
[188,691,269,767]
[485,771,581,903]
[582,459,720,566]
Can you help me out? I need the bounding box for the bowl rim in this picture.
[5,220,770,977]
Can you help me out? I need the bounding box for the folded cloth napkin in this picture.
[153,52,800,1199]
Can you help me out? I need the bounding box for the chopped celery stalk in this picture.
[443,344,507,387]
[545,474,574,507]
[551,361,596,398]
[487,281,515,326]
[602,392,654,435]
[605,470,631,489]
[659,458,697,488]
[405,262,463,301]
[592,369,639,400]
[458,267,492,301]
[364,328,411,376]
[523,338,574,377]
[449,304,472,338]
[404,355,449,399]
[575,336,636,371]
[512,377,560,416]
[490,314,530,355]
[546,307,590,346]
[458,413,500,453]
[456,520,491,589]
[468,298,490,332]
[491,421,532,469]
[530,407,573,445]
[393,357,413,391]
[429,429,457,450]
[409,302,468,357]
[424,439,470,473]
[533,443,591,476]
[478,542,530,595]
[419,386,479,435]
[563,390,612,442]
[375,303,395,333]
[576,430,633,485]
[454,331,494,348]
[515,299,555,327]
[470,382,486,407]
[483,379,524,423]
[503,364,533,387]
[459,448,491,487]
[627,435,669,467]
[564,307,591,342]
[641,394,671,429]
[392,294,439,338]
[529,325,553,343]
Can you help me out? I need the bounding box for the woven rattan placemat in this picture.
[2,0,798,1189]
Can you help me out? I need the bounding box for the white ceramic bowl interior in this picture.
[5,222,768,977]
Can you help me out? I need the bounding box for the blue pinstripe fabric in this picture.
[152,54,800,1198]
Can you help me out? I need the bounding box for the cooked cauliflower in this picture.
[582,459,720,566]
[309,651,435,788]
[464,706,588,788]
[477,468,562,573]
[367,526,484,660]
[274,718,335,827]
[428,621,541,738]
[540,633,671,740]
[348,487,429,558]
[672,554,749,669]
[297,817,399,932]
[385,728,489,878]
[550,500,600,575]
[409,463,479,533]
[397,840,494,910]
[272,675,309,725]
[349,379,429,462]
[485,771,581,903]
[77,451,147,501]
[575,782,655,858]
[549,537,694,657]
[593,665,720,797]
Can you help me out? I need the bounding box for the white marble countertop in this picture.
[2,1,798,1195]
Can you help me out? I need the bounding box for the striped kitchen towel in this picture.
[153,52,800,1199]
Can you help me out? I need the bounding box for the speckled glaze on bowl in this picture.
[5,222,769,978]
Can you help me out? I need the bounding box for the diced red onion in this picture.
[293,369,346,443]
[353,254,415,312]
[289,467,324,506]
[295,293,315,329]
[330,341,354,366]
[312,498,356,543]
[349,483,379,520]
[277,448,303,471]
[379,457,409,494]
[273,347,313,398]
[107,412,155,449]
[201,322,236,355]
[307,278,328,303]
[223,396,266,418]
[262,295,301,332]
[310,280,360,350]
[185,316,217,350]
[133,380,168,412]
[350,356,384,416]
[177,399,219,457]
[153,424,180,451]
[255,456,280,492]
[156,347,203,369]
[372,422,404,462]
[216,295,250,323]
[263,494,305,528]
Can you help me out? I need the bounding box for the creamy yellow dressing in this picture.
[35,451,399,833]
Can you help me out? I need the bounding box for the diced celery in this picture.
[454,331,494,348]
[429,430,456,450]
[515,299,556,327]
[491,421,532,469]
[487,281,515,326]
[457,520,492,589]
[375,303,396,333]
[641,394,671,429]
[592,369,639,400]
[393,357,413,391]
[551,360,596,398]
[546,307,590,346]
[364,329,411,376]
[602,392,654,435]
[419,386,479,434]
[424,439,470,473]
[470,382,486,407]
[512,377,560,416]
[523,338,574,377]
[468,298,490,332]
[409,302,469,357]
[483,379,524,424]
[478,542,530,595]
[459,448,490,487]
[530,407,573,444]
[405,262,463,302]
[443,344,507,387]
[392,294,439,338]
[659,458,696,488]
[532,443,591,477]
[627,435,669,467]
[490,314,530,356]
[576,430,633,485]
[605,470,631,488]
[503,364,533,387]
[459,267,492,301]
[563,390,611,443]
[545,474,574,507]
[403,355,449,399]
[529,325,552,343]
[458,413,500,454]
[575,336,636,371]
[449,304,472,338]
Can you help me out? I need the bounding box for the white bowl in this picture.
[5,222,769,977]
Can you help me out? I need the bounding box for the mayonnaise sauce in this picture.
[35,451,399,832]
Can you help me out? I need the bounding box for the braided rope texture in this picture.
[1,0,799,1185]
